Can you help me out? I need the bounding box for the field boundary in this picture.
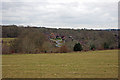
[1,78,119,80]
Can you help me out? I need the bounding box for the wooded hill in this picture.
[1,25,120,53]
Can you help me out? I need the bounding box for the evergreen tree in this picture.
[73,43,83,51]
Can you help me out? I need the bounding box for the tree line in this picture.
[2,25,120,54]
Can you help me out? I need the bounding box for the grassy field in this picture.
[2,50,118,78]
[0,38,15,45]
[1,38,15,42]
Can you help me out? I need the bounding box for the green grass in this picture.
[1,38,16,46]
[2,50,118,78]
[1,38,15,42]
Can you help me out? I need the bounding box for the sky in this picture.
[1,0,119,29]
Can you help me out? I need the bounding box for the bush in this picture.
[59,45,68,53]
[2,44,10,54]
[118,42,120,49]
[90,44,96,50]
[73,43,83,51]
[42,41,55,53]
[104,42,109,49]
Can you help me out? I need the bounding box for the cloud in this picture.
[1,0,118,29]
[2,0,119,2]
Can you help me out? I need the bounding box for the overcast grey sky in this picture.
[1,0,119,29]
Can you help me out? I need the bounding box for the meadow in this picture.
[2,49,118,78]
[1,38,15,45]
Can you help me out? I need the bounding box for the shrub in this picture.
[42,41,55,53]
[2,44,10,54]
[104,42,109,49]
[90,44,96,50]
[59,45,68,53]
[118,42,120,49]
[73,43,83,51]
